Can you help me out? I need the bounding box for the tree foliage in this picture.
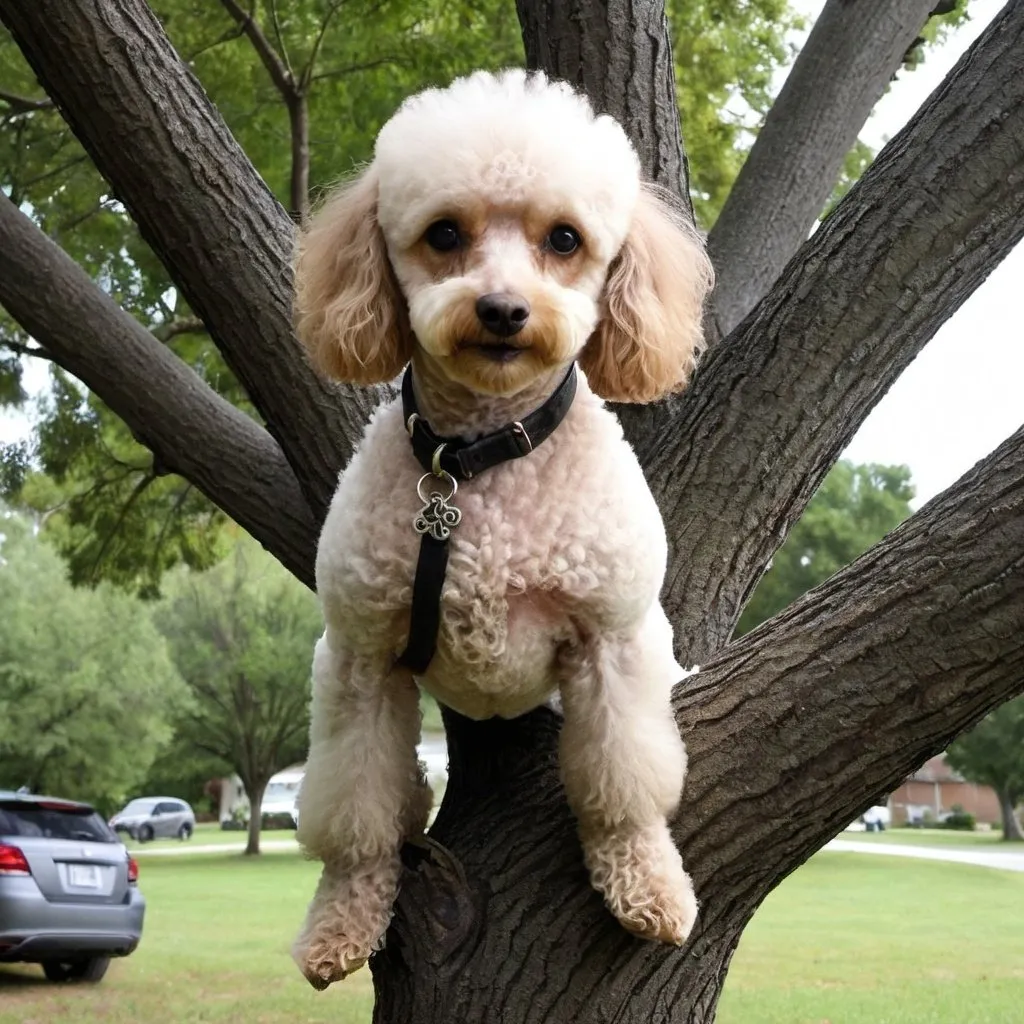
[737,461,914,634]
[0,510,185,811]
[946,697,1024,841]
[156,535,322,854]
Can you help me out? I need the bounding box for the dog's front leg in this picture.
[558,605,698,945]
[293,630,431,989]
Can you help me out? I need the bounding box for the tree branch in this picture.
[515,0,693,213]
[0,196,317,588]
[0,85,52,112]
[707,0,940,340]
[266,0,294,80]
[0,0,382,519]
[628,1,1024,660]
[216,0,310,220]
[218,0,296,100]
[298,0,345,91]
[309,56,403,84]
[2,338,54,361]
[151,316,207,343]
[675,420,1024,901]
[81,470,156,582]
[184,22,247,63]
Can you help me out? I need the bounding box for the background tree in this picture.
[0,510,185,812]
[0,1,1021,1021]
[946,697,1024,842]
[737,461,915,634]
[157,537,322,855]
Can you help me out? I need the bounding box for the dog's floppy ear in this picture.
[294,167,411,384]
[581,184,714,403]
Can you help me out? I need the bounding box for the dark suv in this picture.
[0,791,145,982]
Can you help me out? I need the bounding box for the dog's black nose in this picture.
[475,292,530,337]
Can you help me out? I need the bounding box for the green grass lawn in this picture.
[717,855,1024,1024]
[0,852,370,1024]
[1,847,1021,1023]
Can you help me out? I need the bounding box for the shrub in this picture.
[942,805,976,831]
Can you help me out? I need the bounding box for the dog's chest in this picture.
[316,399,664,715]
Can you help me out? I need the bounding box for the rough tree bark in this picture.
[1,1,1023,1021]
[516,0,692,211]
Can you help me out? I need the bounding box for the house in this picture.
[889,753,1001,825]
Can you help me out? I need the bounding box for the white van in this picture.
[260,766,304,828]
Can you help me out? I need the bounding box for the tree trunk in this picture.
[516,0,692,209]
[999,788,1024,843]
[244,780,267,857]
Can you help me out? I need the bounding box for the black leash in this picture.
[396,364,577,673]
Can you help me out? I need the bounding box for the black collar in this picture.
[401,364,577,482]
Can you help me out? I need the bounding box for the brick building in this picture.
[888,753,1002,825]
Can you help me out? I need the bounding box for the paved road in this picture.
[825,838,1024,872]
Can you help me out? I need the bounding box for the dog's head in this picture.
[295,70,713,402]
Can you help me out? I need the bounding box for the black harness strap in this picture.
[399,535,450,674]
[396,364,577,673]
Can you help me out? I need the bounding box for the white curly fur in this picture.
[292,69,714,989]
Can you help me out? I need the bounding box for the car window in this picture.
[265,782,300,798]
[0,801,117,843]
[119,799,158,816]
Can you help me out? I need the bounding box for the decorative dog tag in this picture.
[413,491,462,541]
[413,472,462,542]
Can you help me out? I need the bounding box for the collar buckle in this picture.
[511,421,533,455]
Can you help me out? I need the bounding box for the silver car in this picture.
[109,796,195,842]
[0,791,144,982]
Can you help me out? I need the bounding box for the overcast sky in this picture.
[2,1,1020,509]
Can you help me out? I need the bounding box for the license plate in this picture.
[69,864,100,888]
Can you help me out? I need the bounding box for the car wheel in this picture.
[178,822,193,840]
[138,824,154,843]
[42,956,111,983]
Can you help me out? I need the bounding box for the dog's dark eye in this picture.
[548,225,581,255]
[425,219,462,252]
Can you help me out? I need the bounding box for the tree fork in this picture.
[373,425,1024,1022]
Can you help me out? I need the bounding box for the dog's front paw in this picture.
[293,856,400,990]
[583,821,698,946]
[293,927,371,990]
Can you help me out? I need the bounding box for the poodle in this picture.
[291,68,714,989]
